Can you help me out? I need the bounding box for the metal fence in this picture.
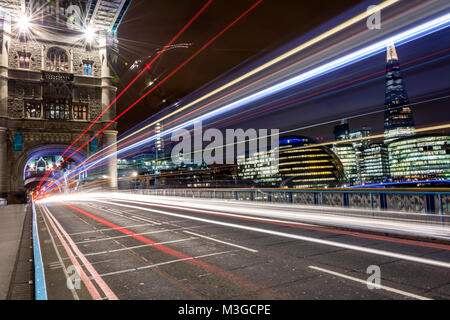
[126,188,450,225]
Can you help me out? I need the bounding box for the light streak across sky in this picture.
[84,0,404,163]
[42,49,450,194]
[82,14,450,171]
[75,0,447,172]
[35,0,215,193]
[37,0,264,194]
[37,2,450,195]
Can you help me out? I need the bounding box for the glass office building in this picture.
[388,135,450,182]
[237,149,281,187]
[332,143,360,186]
[332,122,371,186]
[360,143,390,184]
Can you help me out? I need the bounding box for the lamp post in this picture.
[154,150,158,189]
[131,171,138,189]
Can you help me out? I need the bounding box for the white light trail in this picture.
[84,13,450,171]
[95,0,401,157]
[88,197,450,269]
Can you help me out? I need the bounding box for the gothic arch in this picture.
[13,144,88,193]
[46,46,70,72]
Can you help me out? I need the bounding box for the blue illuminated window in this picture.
[83,61,93,76]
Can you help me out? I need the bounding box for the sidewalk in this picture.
[0,204,29,299]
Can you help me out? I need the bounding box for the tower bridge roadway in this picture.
[34,194,450,300]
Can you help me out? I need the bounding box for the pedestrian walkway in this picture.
[0,204,29,299]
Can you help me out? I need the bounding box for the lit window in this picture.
[73,105,88,120]
[46,47,69,72]
[18,52,31,69]
[83,61,93,76]
[25,101,41,118]
[44,99,71,120]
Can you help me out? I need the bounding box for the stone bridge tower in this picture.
[0,0,132,203]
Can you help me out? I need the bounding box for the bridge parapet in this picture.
[125,188,450,226]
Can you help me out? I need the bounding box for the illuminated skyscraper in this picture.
[384,43,415,144]
[332,122,371,186]
[360,143,390,184]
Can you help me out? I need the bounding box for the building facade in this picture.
[332,143,359,186]
[332,121,371,186]
[360,143,390,185]
[388,135,450,182]
[0,0,131,202]
[384,43,415,144]
[238,136,346,188]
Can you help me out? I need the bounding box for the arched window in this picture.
[83,61,93,76]
[18,52,31,69]
[73,104,88,120]
[46,47,69,72]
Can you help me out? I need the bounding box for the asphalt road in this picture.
[35,195,450,300]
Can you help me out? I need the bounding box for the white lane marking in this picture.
[308,266,432,300]
[39,205,105,300]
[131,215,162,225]
[96,200,450,269]
[100,250,236,277]
[68,218,189,236]
[43,205,119,300]
[74,225,204,245]
[39,206,80,301]
[107,198,318,229]
[84,204,144,223]
[184,231,258,253]
[84,203,184,228]
[68,223,155,236]
[83,237,198,257]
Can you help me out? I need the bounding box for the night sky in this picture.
[115,0,363,133]
[115,0,450,139]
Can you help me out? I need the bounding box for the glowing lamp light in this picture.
[17,14,31,32]
[84,26,96,42]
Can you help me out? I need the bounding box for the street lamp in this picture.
[131,171,138,189]
[84,26,96,42]
[17,14,31,32]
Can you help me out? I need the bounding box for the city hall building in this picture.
[238,136,346,188]
[0,0,132,203]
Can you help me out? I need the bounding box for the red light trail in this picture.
[37,0,264,196]
[77,0,430,169]
[42,48,449,194]
[35,0,215,194]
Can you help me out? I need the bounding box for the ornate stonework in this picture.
[0,0,132,202]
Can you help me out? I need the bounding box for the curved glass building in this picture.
[278,136,346,188]
[238,136,346,188]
